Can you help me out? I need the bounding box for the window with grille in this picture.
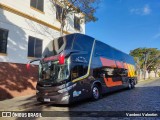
[28,36,42,58]
[30,0,44,12]
[74,16,80,30]
[0,28,8,54]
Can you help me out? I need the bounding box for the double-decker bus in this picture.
[27,33,137,104]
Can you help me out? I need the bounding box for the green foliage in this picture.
[68,0,100,22]
[53,0,100,35]
[130,48,160,72]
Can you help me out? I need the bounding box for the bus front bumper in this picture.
[36,92,71,104]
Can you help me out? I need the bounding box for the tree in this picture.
[51,0,100,36]
[130,48,160,79]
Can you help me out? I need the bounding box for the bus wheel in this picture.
[128,79,135,89]
[131,79,135,89]
[128,82,132,89]
[92,85,101,100]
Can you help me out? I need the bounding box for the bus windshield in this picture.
[39,60,70,82]
[39,34,94,82]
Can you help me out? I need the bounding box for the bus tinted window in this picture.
[43,34,94,57]
[43,35,74,57]
[113,50,123,61]
[94,41,113,59]
[72,34,93,53]
[71,64,88,80]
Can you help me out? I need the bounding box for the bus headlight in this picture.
[58,83,76,93]
[61,95,70,101]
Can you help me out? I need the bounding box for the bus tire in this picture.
[131,79,135,89]
[128,79,135,89]
[91,84,101,100]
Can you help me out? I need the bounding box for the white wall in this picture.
[0,0,85,64]
[0,0,85,34]
[0,9,54,64]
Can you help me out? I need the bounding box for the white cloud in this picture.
[143,5,151,15]
[130,8,141,14]
[153,33,160,39]
[130,4,151,15]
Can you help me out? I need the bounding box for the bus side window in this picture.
[117,68,128,76]
[71,64,87,80]
[94,41,105,57]
[72,35,93,54]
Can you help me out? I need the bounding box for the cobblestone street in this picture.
[1,78,160,120]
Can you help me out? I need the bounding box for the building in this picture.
[0,0,85,100]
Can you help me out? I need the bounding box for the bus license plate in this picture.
[44,98,50,102]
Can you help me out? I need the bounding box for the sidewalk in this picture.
[137,77,160,83]
[0,94,39,111]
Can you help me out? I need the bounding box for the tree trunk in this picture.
[155,68,158,78]
[144,67,146,80]
[60,24,64,36]
[60,8,65,36]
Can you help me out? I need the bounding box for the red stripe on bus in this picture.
[123,63,128,69]
[116,61,124,68]
[100,57,116,68]
[104,77,122,87]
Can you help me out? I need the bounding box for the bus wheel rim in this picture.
[93,87,99,99]
[129,83,132,89]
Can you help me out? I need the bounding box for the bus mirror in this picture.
[26,63,30,70]
[26,58,41,70]
[58,54,65,64]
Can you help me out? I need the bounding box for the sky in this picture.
[86,0,160,54]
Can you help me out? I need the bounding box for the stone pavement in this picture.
[0,78,160,120]
[0,78,159,111]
